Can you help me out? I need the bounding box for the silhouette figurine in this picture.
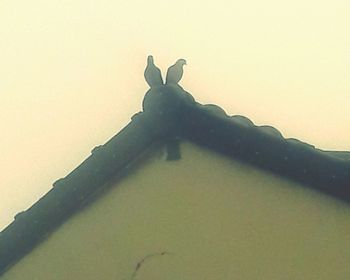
[144,55,163,88]
[165,59,187,85]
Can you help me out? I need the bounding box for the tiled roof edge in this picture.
[177,100,350,202]
[0,113,167,275]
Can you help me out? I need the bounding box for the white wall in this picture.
[3,142,350,279]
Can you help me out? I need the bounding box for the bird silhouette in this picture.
[165,59,187,85]
[144,55,163,88]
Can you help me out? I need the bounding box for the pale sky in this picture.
[1,0,349,229]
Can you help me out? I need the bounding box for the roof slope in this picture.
[1,84,349,275]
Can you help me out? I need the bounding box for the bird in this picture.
[144,55,164,88]
[165,59,187,85]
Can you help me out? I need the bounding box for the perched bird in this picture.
[144,55,163,88]
[165,59,187,85]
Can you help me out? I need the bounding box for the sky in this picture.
[1,0,350,230]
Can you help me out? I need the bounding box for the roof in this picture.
[1,84,349,275]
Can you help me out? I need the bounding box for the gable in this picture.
[1,84,349,276]
[2,141,349,279]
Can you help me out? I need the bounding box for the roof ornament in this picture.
[144,56,187,88]
[144,55,163,88]
[165,58,187,85]
[142,56,194,115]
[142,56,190,161]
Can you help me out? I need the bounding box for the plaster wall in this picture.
[3,142,350,279]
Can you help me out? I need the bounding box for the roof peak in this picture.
[1,73,349,276]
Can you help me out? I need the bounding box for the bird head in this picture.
[147,55,154,63]
[177,59,187,66]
